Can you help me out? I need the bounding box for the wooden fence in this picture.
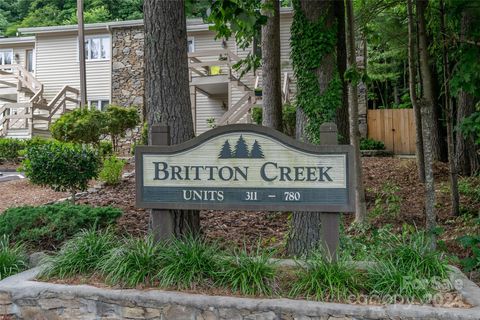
[367,109,416,155]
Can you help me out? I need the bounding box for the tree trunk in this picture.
[143,0,200,237]
[335,0,350,144]
[440,0,460,216]
[456,9,480,176]
[420,98,437,243]
[261,0,283,132]
[346,0,367,223]
[417,0,443,162]
[288,0,337,256]
[407,0,425,182]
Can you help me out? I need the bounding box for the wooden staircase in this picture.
[0,64,79,139]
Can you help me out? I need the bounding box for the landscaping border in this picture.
[1,266,479,320]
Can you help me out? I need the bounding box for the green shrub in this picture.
[50,108,108,146]
[457,219,480,272]
[217,246,276,296]
[289,252,362,301]
[251,104,296,137]
[99,236,163,287]
[98,141,113,159]
[458,177,480,204]
[366,231,449,301]
[41,229,117,279]
[22,140,100,202]
[360,137,385,150]
[0,203,122,250]
[0,235,28,280]
[0,138,26,162]
[460,109,480,145]
[252,106,262,125]
[141,122,148,145]
[157,236,221,289]
[99,155,126,185]
[369,182,401,218]
[104,105,140,152]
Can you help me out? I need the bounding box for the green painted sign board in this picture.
[136,124,355,212]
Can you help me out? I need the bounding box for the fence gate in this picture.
[367,109,416,155]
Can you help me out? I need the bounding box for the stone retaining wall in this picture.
[1,267,480,320]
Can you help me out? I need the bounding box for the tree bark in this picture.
[144,0,200,237]
[346,0,367,223]
[407,0,425,183]
[289,0,337,256]
[261,0,283,132]
[416,0,443,162]
[335,0,350,144]
[440,0,460,216]
[456,9,480,176]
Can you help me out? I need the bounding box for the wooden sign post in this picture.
[137,123,354,256]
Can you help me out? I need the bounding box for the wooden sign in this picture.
[136,124,354,212]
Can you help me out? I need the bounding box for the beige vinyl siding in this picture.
[195,92,228,134]
[35,32,111,105]
[0,43,34,95]
[279,12,295,98]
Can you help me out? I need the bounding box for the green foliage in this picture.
[217,246,277,296]
[99,155,126,185]
[41,229,117,279]
[289,252,362,301]
[0,203,122,250]
[0,235,28,280]
[457,219,480,272]
[359,137,385,150]
[99,236,163,287]
[460,108,480,145]
[140,122,148,145]
[291,0,341,143]
[251,107,262,125]
[104,105,140,152]
[369,182,401,218]
[282,103,296,137]
[458,176,480,204]
[98,141,113,159]
[22,140,100,199]
[50,108,107,147]
[157,236,220,289]
[0,138,26,162]
[341,224,398,261]
[366,230,449,302]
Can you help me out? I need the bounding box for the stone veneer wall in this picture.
[1,267,480,320]
[111,26,145,155]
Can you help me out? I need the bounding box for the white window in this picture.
[0,49,13,65]
[84,36,110,60]
[187,37,195,53]
[88,99,110,111]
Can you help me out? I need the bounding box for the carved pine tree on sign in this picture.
[219,140,233,158]
[250,140,265,158]
[233,135,250,158]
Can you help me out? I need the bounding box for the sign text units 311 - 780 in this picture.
[136,125,355,212]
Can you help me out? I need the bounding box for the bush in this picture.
[289,252,362,301]
[360,138,385,150]
[217,246,277,296]
[98,141,113,159]
[366,230,449,302]
[99,236,163,287]
[252,106,262,125]
[0,235,28,280]
[157,236,221,289]
[251,103,296,137]
[41,229,117,279]
[0,138,26,162]
[99,155,126,185]
[104,105,140,152]
[457,219,480,272]
[458,177,480,204]
[460,109,480,145]
[50,108,108,146]
[22,140,100,202]
[0,203,122,250]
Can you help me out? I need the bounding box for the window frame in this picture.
[82,35,111,61]
[88,99,110,111]
[0,49,14,66]
[187,37,195,53]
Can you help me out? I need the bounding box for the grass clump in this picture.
[367,230,449,302]
[217,246,277,296]
[289,252,362,301]
[0,235,28,280]
[41,229,117,279]
[99,155,126,185]
[157,236,220,289]
[0,203,122,250]
[99,236,163,287]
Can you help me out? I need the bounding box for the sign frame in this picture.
[136,124,355,213]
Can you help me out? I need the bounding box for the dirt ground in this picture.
[1,157,479,258]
